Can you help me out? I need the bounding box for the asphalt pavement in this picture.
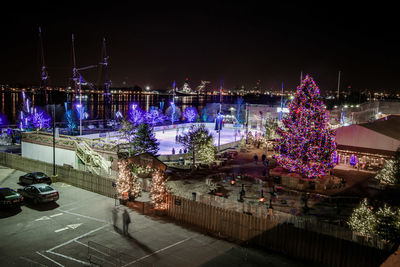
[0,165,309,266]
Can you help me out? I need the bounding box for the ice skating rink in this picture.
[155,125,244,155]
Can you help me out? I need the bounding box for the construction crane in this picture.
[99,37,112,125]
[38,27,49,104]
[195,80,211,94]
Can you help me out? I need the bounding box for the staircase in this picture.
[74,140,110,175]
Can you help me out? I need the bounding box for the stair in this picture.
[74,140,110,175]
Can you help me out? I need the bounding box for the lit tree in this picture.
[375,204,400,242]
[128,104,145,126]
[65,109,78,134]
[274,75,336,178]
[32,108,51,130]
[236,97,245,124]
[264,118,279,140]
[375,147,400,185]
[197,137,216,163]
[117,160,133,199]
[178,124,214,167]
[375,160,396,184]
[130,165,142,199]
[116,160,141,200]
[201,106,208,122]
[150,169,167,209]
[348,198,376,237]
[131,123,160,156]
[145,107,167,126]
[183,107,198,122]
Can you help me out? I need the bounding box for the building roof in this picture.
[360,115,400,141]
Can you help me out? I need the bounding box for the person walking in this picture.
[172,148,175,154]
[254,154,258,165]
[122,209,131,236]
[261,154,266,165]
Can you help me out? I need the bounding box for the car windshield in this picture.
[37,186,54,193]
[0,188,16,196]
[34,173,46,178]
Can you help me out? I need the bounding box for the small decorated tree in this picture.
[375,204,400,242]
[375,160,396,184]
[130,165,142,199]
[178,124,215,167]
[65,109,78,134]
[348,198,376,237]
[274,75,336,178]
[117,160,133,200]
[117,160,141,200]
[128,104,145,126]
[197,138,216,163]
[264,118,279,140]
[150,169,167,209]
[145,107,167,126]
[183,107,198,122]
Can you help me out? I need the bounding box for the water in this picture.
[0,91,278,125]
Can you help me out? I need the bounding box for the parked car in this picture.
[17,184,59,204]
[19,172,52,185]
[0,187,24,209]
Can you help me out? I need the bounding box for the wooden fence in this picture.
[165,194,391,267]
[0,152,116,198]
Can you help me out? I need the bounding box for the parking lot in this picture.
[0,165,305,266]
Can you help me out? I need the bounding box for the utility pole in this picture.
[218,77,222,151]
[53,104,56,176]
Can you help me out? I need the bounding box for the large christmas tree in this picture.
[275,75,336,178]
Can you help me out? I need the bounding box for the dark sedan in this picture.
[17,184,59,204]
[0,187,24,209]
[19,172,52,185]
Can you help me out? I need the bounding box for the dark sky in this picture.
[1,1,399,92]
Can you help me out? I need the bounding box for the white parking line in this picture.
[47,251,90,266]
[50,213,63,217]
[36,251,64,267]
[55,227,69,233]
[122,237,192,267]
[58,209,109,223]
[47,224,108,252]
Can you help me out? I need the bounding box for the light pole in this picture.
[53,104,56,177]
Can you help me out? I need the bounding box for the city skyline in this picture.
[0,2,399,92]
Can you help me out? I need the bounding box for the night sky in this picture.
[1,1,399,92]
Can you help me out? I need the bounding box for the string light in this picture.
[150,169,167,210]
[274,75,336,178]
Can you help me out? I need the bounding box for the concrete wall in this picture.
[22,142,78,168]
